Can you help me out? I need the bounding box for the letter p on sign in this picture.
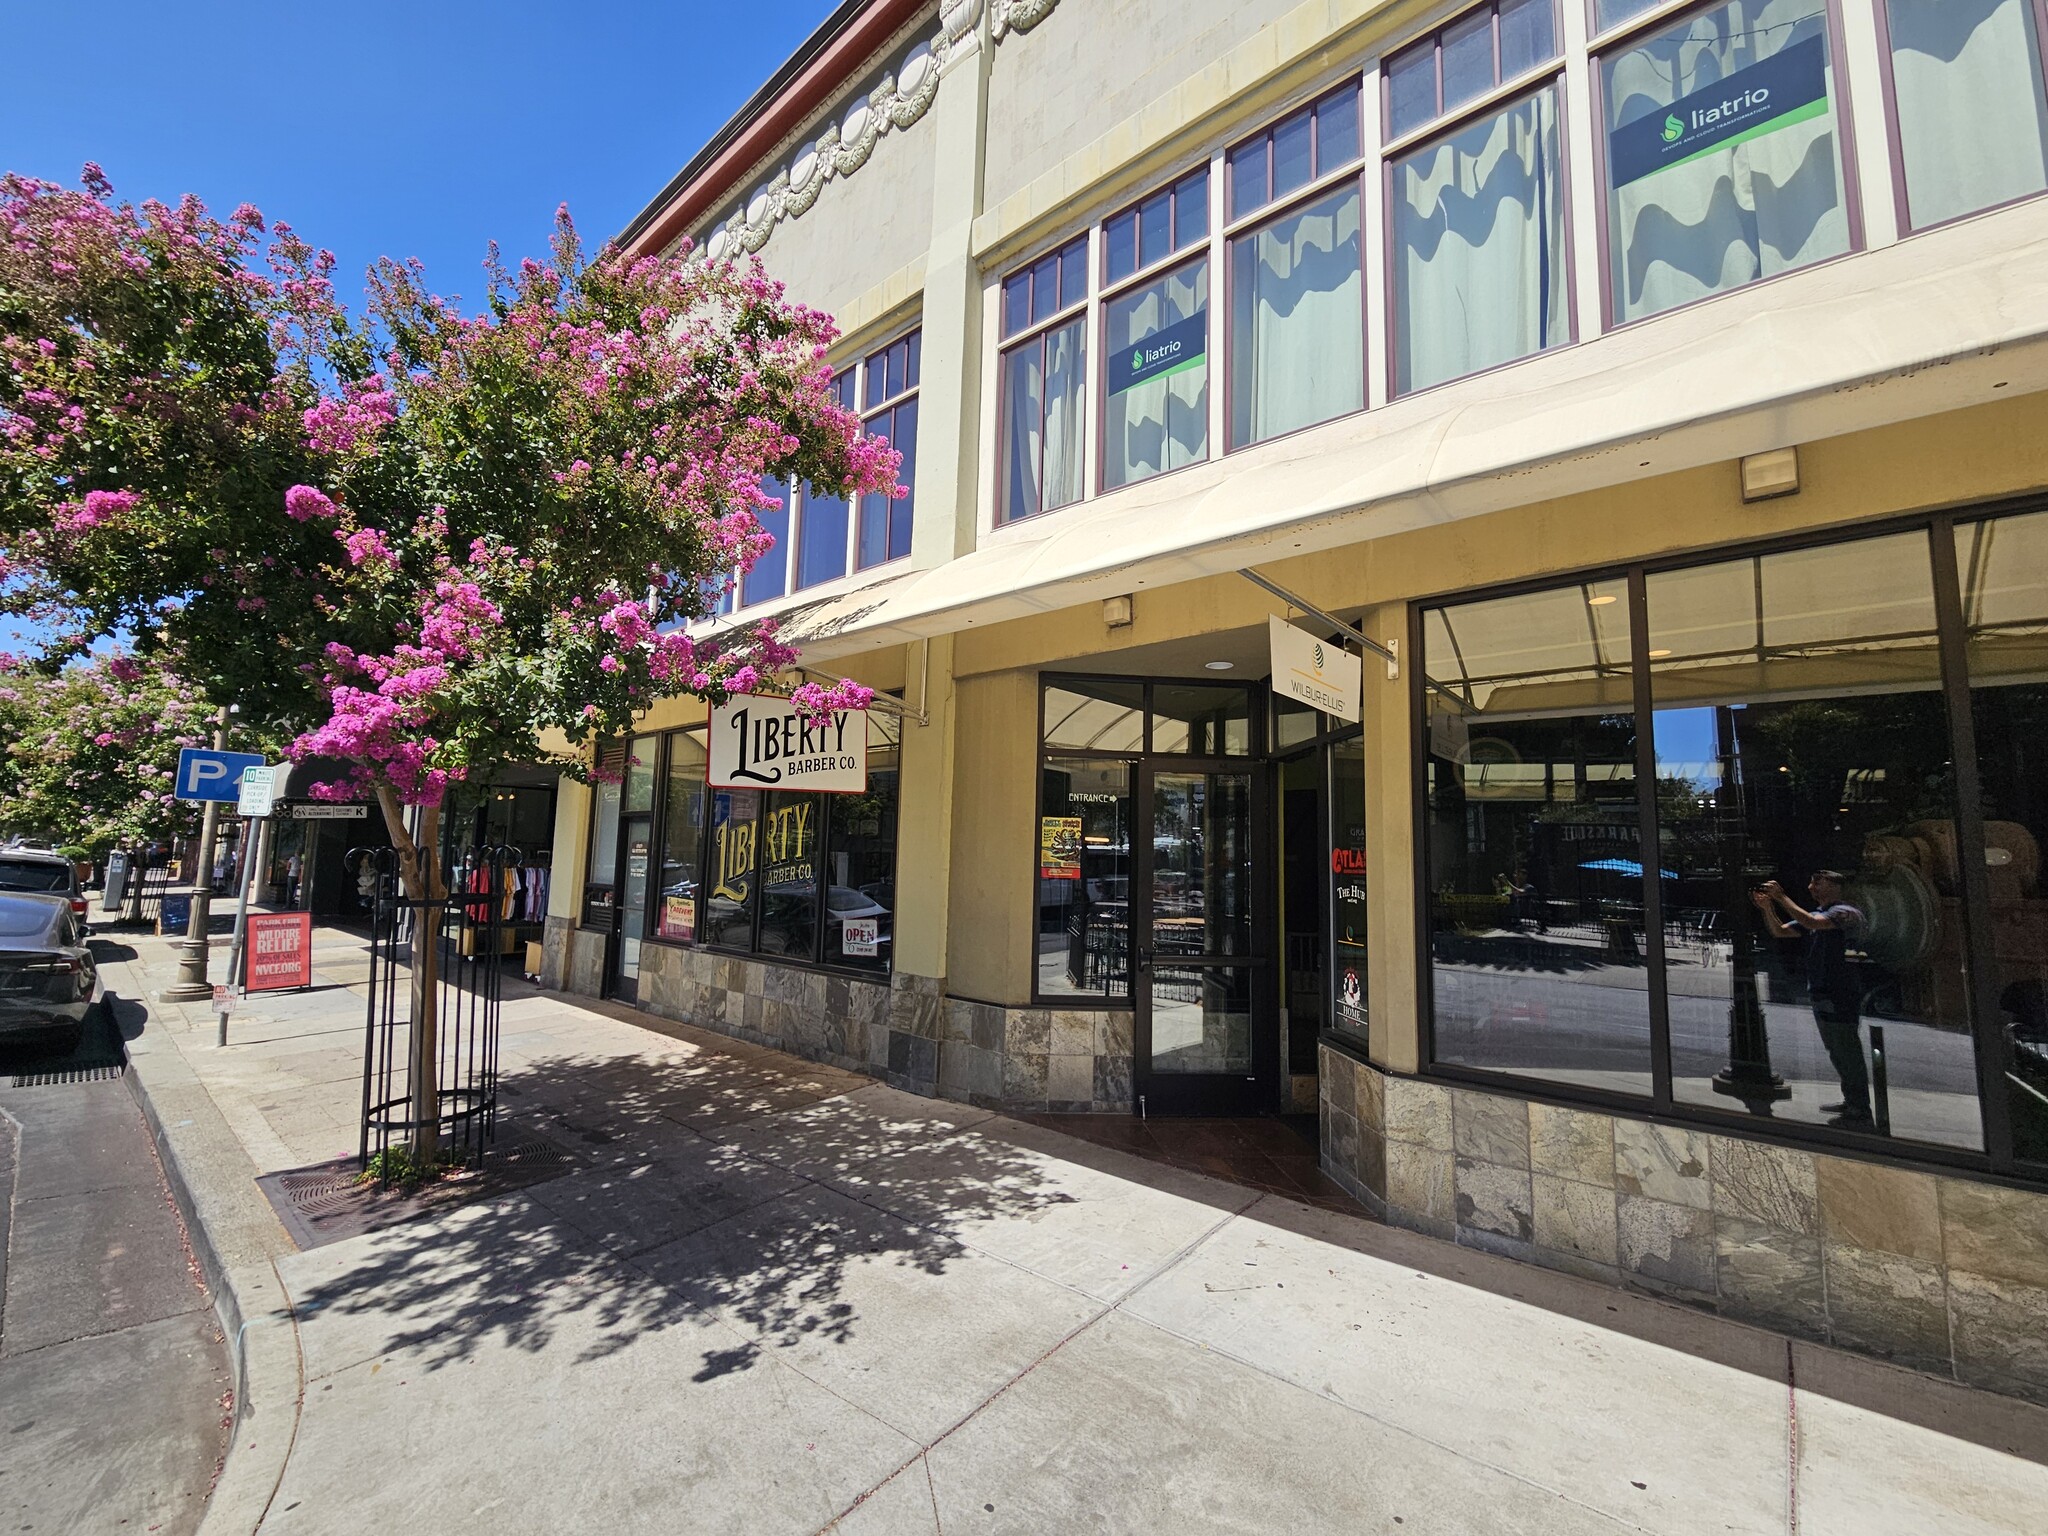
[175,748,269,803]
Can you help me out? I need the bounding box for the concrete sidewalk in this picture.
[100,924,2048,1535]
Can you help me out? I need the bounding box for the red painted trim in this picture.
[623,0,933,260]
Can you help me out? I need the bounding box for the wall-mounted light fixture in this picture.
[1740,447,1800,502]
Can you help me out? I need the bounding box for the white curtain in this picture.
[1040,320,1085,513]
[1230,184,1364,447]
[1395,87,1568,394]
[1607,0,1849,322]
[1890,0,2048,228]
[1105,262,1209,488]
[1001,342,1045,521]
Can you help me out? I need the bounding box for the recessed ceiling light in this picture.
[1204,660,1234,671]
[1587,594,1617,607]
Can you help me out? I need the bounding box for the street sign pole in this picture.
[164,709,230,1001]
[221,816,261,1047]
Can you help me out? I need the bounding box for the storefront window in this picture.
[1424,576,1653,1095]
[1391,83,1569,394]
[658,729,706,943]
[706,786,760,949]
[1039,757,1134,1000]
[1600,0,1851,324]
[1044,679,1146,752]
[1103,257,1209,489]
[1956,510,2048,1163]
[1884,0,2048,230]
[582,773,622,929]
[1649,534,1981,1147]
[1331,735,1369,1040]
[825,733,898,972]
[1152,683,1253,755]
[757,794,821,959]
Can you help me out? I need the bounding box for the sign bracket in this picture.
[1238,568,1397,677]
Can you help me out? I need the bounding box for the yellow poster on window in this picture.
[1040,816,1082,879]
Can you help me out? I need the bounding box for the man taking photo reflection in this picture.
[1752,872,1876,1131]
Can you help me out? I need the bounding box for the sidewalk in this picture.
[102,923,2048,1535]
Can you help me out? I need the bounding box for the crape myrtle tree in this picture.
[0,649,210,858]
[0,167,895,1156]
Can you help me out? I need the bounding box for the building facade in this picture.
[542,0,2048,1401]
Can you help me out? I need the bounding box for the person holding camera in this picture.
[1752,871,1874,1130]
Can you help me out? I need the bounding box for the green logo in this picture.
[1660,113,1684,143]
[1131,349,1144,372]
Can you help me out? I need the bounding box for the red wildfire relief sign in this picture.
[245,911,313,992]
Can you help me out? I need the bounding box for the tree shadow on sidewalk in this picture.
[280,1038,1208,1384]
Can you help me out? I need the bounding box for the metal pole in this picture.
[248,814,275,907]
[220,815,262,1047]
[164,707,230,1000]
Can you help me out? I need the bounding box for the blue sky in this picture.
[0,0,831,314]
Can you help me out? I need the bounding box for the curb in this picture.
[109,964,304,1536]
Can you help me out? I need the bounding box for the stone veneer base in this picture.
[1320,1040,2048,1407]
[544,925,1132,1113]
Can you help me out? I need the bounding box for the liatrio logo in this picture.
[1661,113,1684,143]
[1132,349,1143,371]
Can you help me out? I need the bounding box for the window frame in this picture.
[1221,78,1371,457]
[1588,0,1866,333]
[1096,238,1215,495]
[996,234,1092,527]
[1406,498,2048,1183]
[1380,0,1577,399]
[858,327,920,570]
[1869,0,2048,236]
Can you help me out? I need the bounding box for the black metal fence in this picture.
[350,844,517,1181]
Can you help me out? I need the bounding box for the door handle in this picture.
[1135,949,1153,970]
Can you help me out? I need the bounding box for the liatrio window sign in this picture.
[708,696,868,793]
[1269,615,1361,722]
[1609,36,1827,188]
[1107,310,1207,395]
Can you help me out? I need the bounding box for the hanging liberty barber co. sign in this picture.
[708,696,868,793]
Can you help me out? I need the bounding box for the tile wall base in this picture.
[1320,1041,2048,1406]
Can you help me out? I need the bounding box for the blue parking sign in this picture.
[175,747,268,803]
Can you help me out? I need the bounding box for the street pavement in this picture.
[0,981,231,1536]
[101,921,2048,1535]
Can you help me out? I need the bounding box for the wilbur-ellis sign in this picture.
[707,696,868,793]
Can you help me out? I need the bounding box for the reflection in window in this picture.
[1147,770,1255,1074]
[1104,258,1209,489]
[1331,736,1370,1040]
[742,475,791,606]
[1424,577,1652,1095]
[1601,0,1850,323]
[1957,510,2048,1162]
[1044,680,1146,752]
[623,734,657,814]
[1152,684,1253,755]
[706,787,760,950]
[859,334,918,568]
[1392,84,1569,394]
[1649,533,1982,1148]
[1039,758,1134,1000]
[658,731,706,943]
[757,794,820,960]
[1228,184,1364,448]
[1887,0,2048,229]
[825,745,898,973]
[999,317,1086,522]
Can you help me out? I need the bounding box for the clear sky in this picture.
[0,0,834,314]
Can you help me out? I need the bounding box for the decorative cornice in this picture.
[698,0,1062,264]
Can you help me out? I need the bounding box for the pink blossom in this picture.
[284,484,338,521]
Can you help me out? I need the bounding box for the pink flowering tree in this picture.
[1,169,899,1157]
[0,650,212,857]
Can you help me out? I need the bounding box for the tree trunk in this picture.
[376,788,444,1165]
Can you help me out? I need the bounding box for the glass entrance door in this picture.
[610,814,653,1003]
[1133,763,1274,1114]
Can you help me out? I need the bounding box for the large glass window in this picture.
[1600,0,1852,325]
[999,237,1089,524]
[1650,535,1979,1148]
[1039,758,1134,1001]
[582,740,625,929]
[658,729,707,943]
[741,475,791,607]
[706,786,761,950]
[1331,734,1370,1042]
[1392,83,1570,394]
[1104,255,1209,490]
[1424,577,1653,1096]
[825,727,899,973]
[1956,510,2048,1164]
[795,372,858,592]
[859,332,919,568]
[1883,0,2048,230]
[757,794,821,960]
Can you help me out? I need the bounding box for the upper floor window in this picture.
[1880,0,2048,231]
[1598,0,1854,325]
[860,331,919,567]
[795,372,858,592]
[1227,83,1367,450]
[1386,1,1570,394]
[742,474,791,607]
[1387,0,1558,140]
[999,235,1090,523]
[1103,167,1212,491]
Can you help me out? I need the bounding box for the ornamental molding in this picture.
[696,0,1063,264]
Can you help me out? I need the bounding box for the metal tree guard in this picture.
[350,843,517,1180]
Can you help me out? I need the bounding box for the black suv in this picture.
[0,848,89,928]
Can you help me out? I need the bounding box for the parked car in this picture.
[0,892,99,1052]
[0,847,89,927]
